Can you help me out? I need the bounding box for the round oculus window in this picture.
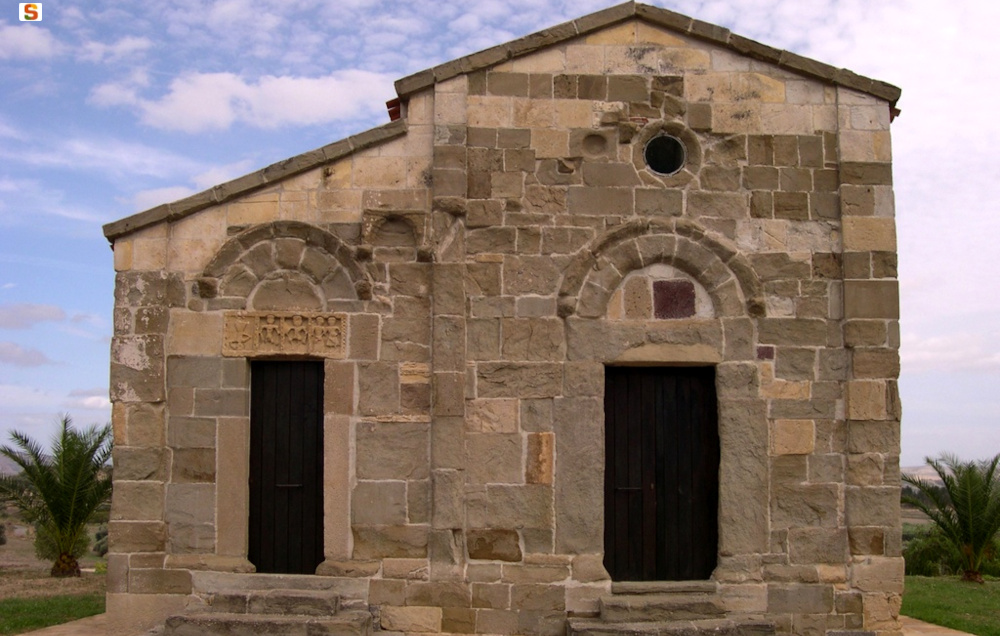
[644,135,686,175]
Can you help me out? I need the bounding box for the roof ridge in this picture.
[394,1,900,104]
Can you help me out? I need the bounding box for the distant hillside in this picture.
[901,465,944,485]
[0,455,19,476]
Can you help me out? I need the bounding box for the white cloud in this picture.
[0,21,63,60]
[78,36,153,63]
[0,342,53,367]
[0,303,65,329]
[5,136,204,180]
[129,158,256,211]
[901,331,1000,374]
[0,384,53,409]
[95,70,395,133]
[64,388,111,410]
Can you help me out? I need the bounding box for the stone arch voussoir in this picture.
[560,220,765,319]
[198,221,370,307]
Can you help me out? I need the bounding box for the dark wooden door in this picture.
[249,361,324,574]
[604,366,719,581]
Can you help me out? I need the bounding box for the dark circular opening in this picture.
[644,135,686,175]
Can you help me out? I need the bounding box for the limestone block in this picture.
[111,481,164,521]
[167,416,215,449]
[772,483,840,529]
[129,568,193,595]
[429,470,462,530]
[844,280,899,320]
[532,129,569,159]
[521,399,553,433]
[352,481,407,525]
[357,362,400,416]
[511,584,565,611]
[846,486,900,527]
[771,420,815,455]
[356,421,429,480]
[851,556,904,594]
[348,314,379,360]
[370,579,406,605]
[434,372,465,416]
[114,447,169,482]
[554,397,602,553]
[848,454,885,486]
[848,420,899,454]
[757,318,828,346]
[467,433,523,485]
[477,363,562,398]
[526,433,554,485]
[133,238,169,271]
[433,316,466,373]
[376,558,427,581]
[109,521,167,553]
[788,527,848,564]
[192,388,247,418]
[353,525,429,559]
[110,336,165,402]
[847,381,888,420]
[467,398,519,433]
[164,484,215,528]
[862,591,902,630]
[404,580,471,608]
[170,448,215,483]
[478,608,520,635]
[124,403,166,447]
[473,583,510,608]
[767,584,834,614]
[468,529,522,562]
[718,399,769,555]
[503,256,562,296]
[467,484,552,530]
[843,217,896,251]
[381,605,442,632]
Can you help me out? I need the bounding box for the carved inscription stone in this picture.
[223,312,346,358]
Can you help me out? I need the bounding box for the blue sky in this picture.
[0,0,997,467]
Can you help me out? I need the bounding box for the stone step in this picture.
[600,593,725,622]
[611,581,718,595]
[201,589,341,616]
[164,610,371,636]
[568,617,775,636]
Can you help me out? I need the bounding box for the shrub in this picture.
[93,525,108,557]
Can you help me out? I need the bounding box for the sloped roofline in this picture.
[104,1,900,243]
[396,2,900,104]
[102,120,407,241]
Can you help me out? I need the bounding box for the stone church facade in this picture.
[103,4,903,636]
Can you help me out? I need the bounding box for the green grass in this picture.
[903,576,1000,636]
[0,594,104,635]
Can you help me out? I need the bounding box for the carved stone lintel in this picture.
[223,311,346,358]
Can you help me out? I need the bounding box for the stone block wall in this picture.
[105,12,901,636]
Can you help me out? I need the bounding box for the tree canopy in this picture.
[0,416,113,577]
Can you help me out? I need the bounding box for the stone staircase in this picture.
[162,574,372,636]
[568,581,775,636]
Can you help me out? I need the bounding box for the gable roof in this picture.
[103,1,900,243]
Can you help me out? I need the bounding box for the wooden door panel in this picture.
[249,361,324,574]
[604,366,719,581]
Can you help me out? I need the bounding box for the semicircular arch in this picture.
[197,221,370,310]
[558,220,765,319]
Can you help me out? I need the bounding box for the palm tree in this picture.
[0,416,112,577]
[902,453,1000,583]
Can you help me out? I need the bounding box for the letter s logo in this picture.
[20,3,42,21]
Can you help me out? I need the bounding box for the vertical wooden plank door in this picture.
[604,366,720,581]
[249,360,324,574]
